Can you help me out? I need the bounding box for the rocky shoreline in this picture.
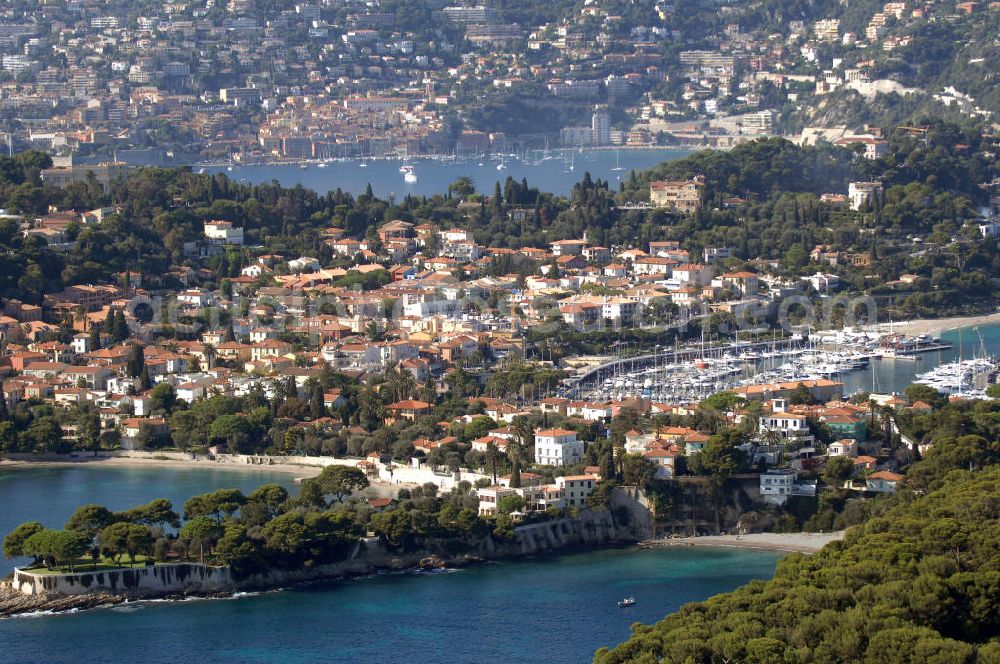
[1,497,651,618]
[0,539,617,618]
[0,552,533,618]
[0,583,128,616]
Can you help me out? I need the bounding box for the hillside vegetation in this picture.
[595,403,1000,664]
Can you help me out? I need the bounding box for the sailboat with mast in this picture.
[913,327,998,397]
[398,146,417,182]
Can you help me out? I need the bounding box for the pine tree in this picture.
[0,384,8,421]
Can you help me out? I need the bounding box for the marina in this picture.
[571,326,970,403]
[914,357,1000,398]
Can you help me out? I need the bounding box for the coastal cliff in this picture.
[1,498,651,616]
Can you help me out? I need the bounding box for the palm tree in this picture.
[511,416,534,451]
[509,417,534,485]
[879,407,896,448]
[203,343,216,370]
[397,369,417,402]
[611,439,626,481]
[505,439,532,489]
[357,387,384,431]
[484,442,503,484]
[760,428,783,447]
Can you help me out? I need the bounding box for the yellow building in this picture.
[649,175,705,214]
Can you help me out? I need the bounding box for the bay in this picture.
[204,148,691,198]
[0,544,780,664]
[0,464,779,663]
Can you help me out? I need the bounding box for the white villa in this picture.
[534,428,584,466]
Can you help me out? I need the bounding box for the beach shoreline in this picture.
[888,312,1000,337]
[0,455,417,499]
[0,455,324,479]
[640,531,845,554]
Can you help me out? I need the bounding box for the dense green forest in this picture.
[595,400,1000,663]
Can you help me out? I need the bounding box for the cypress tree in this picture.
[309,384,323,419]
[139,366,152,391]
[126,344,145,378]
[492,181,502,213]
[113,310,128,342]
[600,452,615,482]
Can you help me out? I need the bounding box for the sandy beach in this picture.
[889,312,1000,336]
[0,455,413,498]
[642,531,845,554]
[0,455,324,478]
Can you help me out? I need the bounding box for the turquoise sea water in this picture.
[206,148,691,198]
[0,545,779,664]
[0,465,780,663]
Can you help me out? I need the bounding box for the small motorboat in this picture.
[618,597,636,608]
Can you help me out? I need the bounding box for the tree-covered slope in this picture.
[595,464,1000,663]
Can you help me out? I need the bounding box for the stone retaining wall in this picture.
[12,564,235,596]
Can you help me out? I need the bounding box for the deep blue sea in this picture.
[0,465,780,663]
[205,148,691,198]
